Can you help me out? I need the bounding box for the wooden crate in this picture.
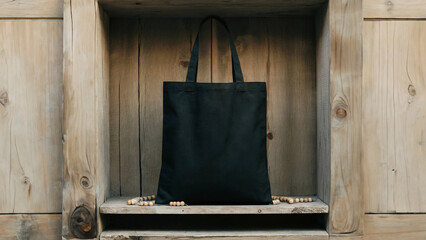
[62,0,362,239]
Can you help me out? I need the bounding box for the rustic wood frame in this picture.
[62,0,362,238]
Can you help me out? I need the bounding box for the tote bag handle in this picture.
[186,16,245,83]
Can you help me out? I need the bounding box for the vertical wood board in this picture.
[0,20,63,213]
[363,20,426,213]
[329,0,363,234]
[109,19,140,197]
[62,0,109,238]
[315,3,331,205]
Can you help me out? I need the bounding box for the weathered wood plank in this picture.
[100,229,329,240]
[315,3,331,207]
[212,17,316,196]
[364,214,426,240]
[109,19,140,197]
[0,214,61,239]
[62,0,109,238]
[98,0,326,17]
[100,196,328,214]
[364,0,426,19]
[328,0,363,234]
[139,18,211,196]
[0,0,62,18]
[363,20,426,213]
[0,20,63,213]
[95,3,110,232]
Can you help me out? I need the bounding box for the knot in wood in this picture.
[70,206,96,238]
[408,84,416,96]
[80,176,92,189]
[179,60,189,68]
[267,132,273,140]
[0,90,8,106]
[336,108,347,118]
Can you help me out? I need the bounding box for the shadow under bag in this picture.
[156,16,272,205]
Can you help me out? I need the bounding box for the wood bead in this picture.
[142,196,147,201]
[149,201,154,206]
[176,202,181,206]
[288,198,294,204]
[295,198,300,203]
[308,198,313,202]
[169,202,173,206]
[127,197,141,205]
[272,199,280,205]
[147,196,152,201]
[151,195,156,200]
[180,201,185,206]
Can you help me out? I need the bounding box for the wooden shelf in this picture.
[100,197,328,215]
[101,229,328,240]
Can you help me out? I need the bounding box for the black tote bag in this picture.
[156,16,272,205]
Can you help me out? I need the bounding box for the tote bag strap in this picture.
[186,16,245,83]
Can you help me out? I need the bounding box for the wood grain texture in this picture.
[0,214,61,239]
[101,229,328,240]
[139,18,211,196]
[364,0,426,19]
[328,0,363,234]
[363,21,426,213]
[100,196,327,214]
[0,0,62,18]
[62,0,109,238]
[329,235,363,240]
[315,3,331,206]
[109,19,140,197]
[98,0,326,17]
[364,214,426,240]
[212,17,316,196]
[0,20,63,213]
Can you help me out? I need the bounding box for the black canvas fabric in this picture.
[156,16,272,205]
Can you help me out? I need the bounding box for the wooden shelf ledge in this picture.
[101,229,328,240]
[100,197,328,215]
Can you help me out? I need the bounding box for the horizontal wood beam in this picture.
[328,0,363,235]
[0,0,62,19]
[364,0,426,19]
[364,214,426,240]
[98,0,326,17]
[101,230,329,240]
[0,214,61,239]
